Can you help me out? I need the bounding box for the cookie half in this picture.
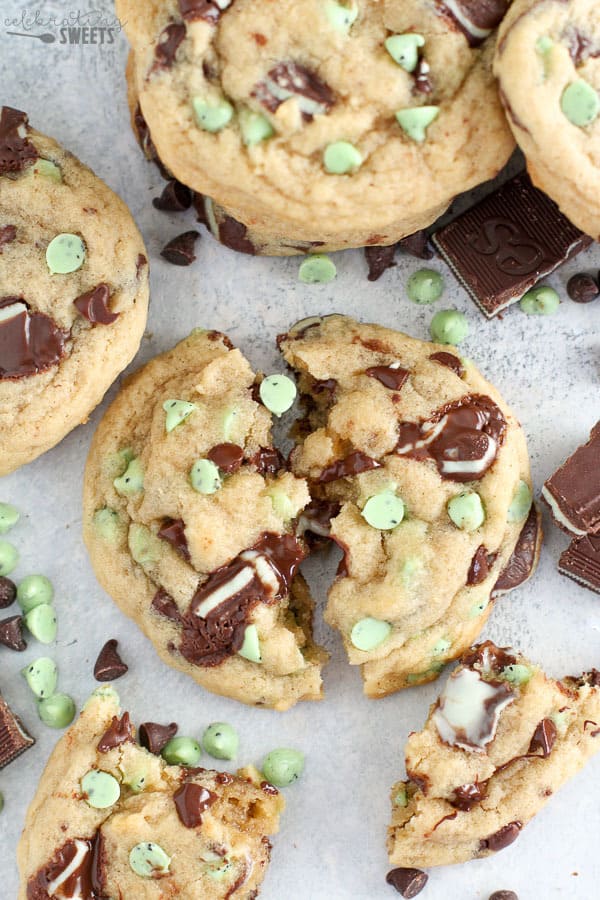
[280,315,539,697]
[388,641,600,868]
[83,329,327,710]
[118,0,514,252]
[17,687,283,899]
[0,107,149,475]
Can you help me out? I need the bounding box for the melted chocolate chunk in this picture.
[154,22,186,69]
[139,721,178,754]
[173,782,217,827]
[0,576,17,608]
[543,422,600,535]
[0,297,67,380]
[528,718,557,758]
[479,821,522,853]
[248,446,285,475]
[252,61,335,122]
[27,834,105,900]
[151,587,183,622]
[429,351,464,377]
[467,545,497,585]
[218,215,257,255]
[396,394,506,482]
[161,230,200,266]
[153,179,192,212]
[97,713,135,752]
[0,614,26,651]
[93,639,128,681]
[0,106,38,175]
[158,518,191,562]
[462,640,516,672]
[179,0,230,23]
[385,867,428,897]
[366,365,409,391]
[0,224,16,250]
[296,499,341,544]
[492,504,540,595]
[364,244,396,281]
[438,0,510,47]
[180,533,304,667]
[207,443,244,473]
[452,781,486,810]
[399,229,433,260]
[74,284,118,325]
[318,450,382,483]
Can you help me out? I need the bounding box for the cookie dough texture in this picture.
[280,316,538,697]
[18,688,284,898]
[495,0,600,238]
[388,642,600,867]
[83,330,327,710]
[118,0,515,253]
[0,108,149,475]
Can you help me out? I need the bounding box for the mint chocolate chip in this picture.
[351,617,391,651]
[81,769,121,809]
[385,34,425,72]
[395,106,439,142]
[46,233,85,274]
[561,79,600,127]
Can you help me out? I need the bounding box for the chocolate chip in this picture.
[0,615,26,651]
[385,867,428,897]
[467,545,497,585]
[428,351,464,378]
[154,22,186,70]
[0,106,38,176]
[365,245,396,281]
[97,712,135,752]
[217,215,257,255]
[398,229,433,260]
[252,61,335,121]
[158,518,190,561]
[318,450,382,483]
[0,224,16,250]
[528,718,557,757]
[74,284,119,325]
[480,821,522,852]
[567,272,599,304]
[160,230,200,266]
[0,576,16,608]
[151,587,183,623]
[452,781,486,809]
[139,720,178,754]
[366,365,410,391]
[93,639,128,681]
[153,179,193,212]
[489,892,519,900]
[248,447,285,475]
[207,443,244,473]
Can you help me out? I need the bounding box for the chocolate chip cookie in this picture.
[18,687,284,898]
[279,315,539,697]
[0,107,149,475]
[118,0,514,253]
[388,641,600,867]
[495,0,600,238]
[82,329,327,710]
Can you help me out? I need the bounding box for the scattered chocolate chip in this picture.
[139,720,178,754]
[489,892,518,900]
[93,639,128,681]
[365,245,396,281]
[386,867,428,897]
[0,224,16,251]
[399,229,433,260]
[252,61,335,122]
[567,272,599,304]
[152,587,183,622]
[0,691,35,768]
[0,296,67,380]
[480,821,522,852]
[0,615,26,651]
[153,179,193,212]
[0,106,38,176]
[0,576,16,608]
[160,230,200,266]
[97,712,135,752]
[174,782,217,827]
[154,22,186,70]
[74,284,118,325]
[207,443,244,474]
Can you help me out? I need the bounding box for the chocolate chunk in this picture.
[0,575,16,608]
[365,245,396,281]
[0,106,38,176]
[154,22,186,70]
[139,720,178,754]
[462,640,516,672]
[413,57,432,94]
[489,892,519,900]
[93,639,128,681]
[217,215,257,255]
[216,771,234,785]
[492,504,540,596]
[432,174,592,318]
[173,782,217,827]
[397,394,506,482]
[567,272,599,304]
[0,614,26,651]
[528,718,557,758]
[74,284,118,325]
[296,499,341,543]
[136,253,148,276]
[207,443,244,473]
[366,365,409,391]
[434,668,514,750]
[452,781,486,810]
[248,446,285,475]
[0,297,67,379]
[318,450,382,483]
[252,61,335,122]
[158,518,191,561]
[151,587,183,622]
[0,691,34,769]
[0,224,16,250]
[559,534,600,594]
[133,103,170,179]
[160,230,200,266]
[97,712,135,752]
[153,179,192,213]
[261,781,279,795]
[543,423,600,535]
[385,867,428,897]
[27,833,105,900]
[479,821,522,852]
[179,0,229,23]
[180,533,305,667]
[429,351,464,377]
[438,0,511,47]
[467,545,497,585]
[399,229,433,260]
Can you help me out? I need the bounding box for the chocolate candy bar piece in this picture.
[542,422,600,536]
[559,534,600,595]
[0,691,35,769]
[432,174,592,318]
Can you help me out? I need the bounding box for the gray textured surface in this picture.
[1,3,600,898]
